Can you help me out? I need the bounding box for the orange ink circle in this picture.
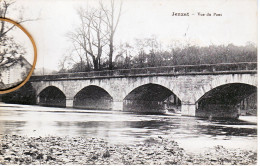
[0,17,37,94]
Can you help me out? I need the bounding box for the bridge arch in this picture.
[38,86,66,107]
[123,83,181,113]
[122,78,184,102]
[194,74,257,118]
[73,85,113,110]
[194,74,257,103]
[35,82,66,98]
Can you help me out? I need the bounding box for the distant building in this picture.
[0,56,31,89]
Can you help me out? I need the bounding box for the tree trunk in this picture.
[85,53,90,71]
[98,58,101,69]
[93,58,99,71]
[109,38,113,70]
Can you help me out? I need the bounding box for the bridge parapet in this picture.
[31,62,257,81]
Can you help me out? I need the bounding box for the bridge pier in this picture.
[181,103,196,116]
[112,101,123,111]
[66,98,74,108]
[36,96,40,105]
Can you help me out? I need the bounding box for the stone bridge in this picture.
[30,62,257,118]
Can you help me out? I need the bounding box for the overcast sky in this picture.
[9,0,257,71]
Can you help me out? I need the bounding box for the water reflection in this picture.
[0,120,25,136]
[0,104,257,153]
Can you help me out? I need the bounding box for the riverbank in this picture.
[0,135,257,165]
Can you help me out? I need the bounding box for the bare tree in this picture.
[68,7,109,70]
[58,43,93,73]
[100,0,122,70]
[66,0,122,71]
[71,43,90,71]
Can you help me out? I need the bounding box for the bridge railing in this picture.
[31,62,257,80]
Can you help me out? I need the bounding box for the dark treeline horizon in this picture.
[58,42,257,73]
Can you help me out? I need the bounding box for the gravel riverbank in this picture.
[0,135,257,165]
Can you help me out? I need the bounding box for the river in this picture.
[0,103,257,154]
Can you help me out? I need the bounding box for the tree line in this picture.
[59,39,257,73]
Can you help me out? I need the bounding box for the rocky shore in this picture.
[0,135,257,165]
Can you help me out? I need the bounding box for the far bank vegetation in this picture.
[59,38,257,73]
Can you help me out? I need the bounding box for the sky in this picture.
[7,0,258,71]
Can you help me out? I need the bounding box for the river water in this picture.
[0,103,257,154]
